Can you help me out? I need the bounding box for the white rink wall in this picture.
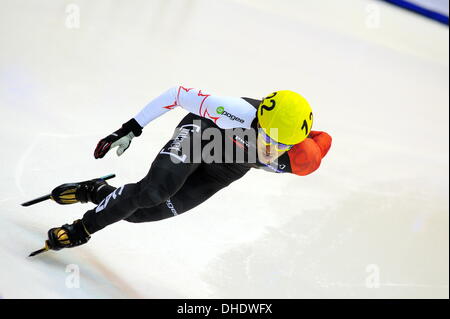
[0,0,448,298]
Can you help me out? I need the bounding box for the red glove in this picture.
[287,131,332,176]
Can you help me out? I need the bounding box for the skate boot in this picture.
[21,174,115,207]
[51,178,108,205]
[29,220,91,256]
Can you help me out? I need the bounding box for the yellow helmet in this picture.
[257,90,313,145]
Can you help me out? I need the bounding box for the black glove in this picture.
[94,118,143,159]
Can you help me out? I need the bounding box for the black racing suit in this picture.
[82,98,293,234]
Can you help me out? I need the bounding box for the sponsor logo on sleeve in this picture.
[216,106,245,123]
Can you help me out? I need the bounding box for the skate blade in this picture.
[29,242,50,257]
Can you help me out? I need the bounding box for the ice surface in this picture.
[0,0,448,298]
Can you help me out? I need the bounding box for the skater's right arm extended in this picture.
[134,86,256,129]
[94,86,256,159]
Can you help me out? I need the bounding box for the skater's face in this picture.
[257,126,291,164]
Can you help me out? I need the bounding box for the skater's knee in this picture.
[125,210,173,223]
[135,170,184,208]
[124,215,145,223]
[134,185,171,208]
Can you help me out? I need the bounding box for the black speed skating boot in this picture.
[29,219,91,256]
[21,174,115,207]
[51,178,108,205]
[45,219,91,251]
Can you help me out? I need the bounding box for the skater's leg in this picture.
[81,114,206,234]
[125,163,250,223]
[94,184,117,203]
[82,150,200,233]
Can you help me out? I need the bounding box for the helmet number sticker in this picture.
[265,92,277,99]
[260,92,277,116]
[301,112,313,135]
[301,119,308,135]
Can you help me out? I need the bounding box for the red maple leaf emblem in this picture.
[163,100,178,110]
[202,108,220,124]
